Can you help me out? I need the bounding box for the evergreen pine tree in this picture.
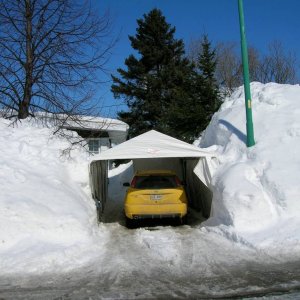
[111,9,198,141]
[197,35,221,127]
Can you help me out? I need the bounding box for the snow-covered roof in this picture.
[64,118,128,132]
[48,114,129,132]
[0,110,129,132]
[92,130,215,161]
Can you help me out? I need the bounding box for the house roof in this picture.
[27,112,129,133]
[92,130,215,161]
[0,110,128,132]
[61,115,128,132]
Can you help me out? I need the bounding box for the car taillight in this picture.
[175,176,182,186]
[130,176,137,188]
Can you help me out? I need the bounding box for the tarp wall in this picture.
[185,159,212,218]
[89,160,108,221]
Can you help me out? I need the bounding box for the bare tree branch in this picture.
[0,0,115,123]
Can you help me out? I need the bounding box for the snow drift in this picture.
[200,82,300,251]
[0,119,106,274]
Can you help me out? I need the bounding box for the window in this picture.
[88,139,100,154]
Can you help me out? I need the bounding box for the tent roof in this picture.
[92,130,215,161]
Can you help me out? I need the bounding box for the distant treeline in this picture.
[188,39,297,96]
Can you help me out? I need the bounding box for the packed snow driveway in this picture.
[1,224,300,299]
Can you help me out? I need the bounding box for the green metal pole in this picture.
[238,0,255,147]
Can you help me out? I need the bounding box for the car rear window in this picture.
[132,175,178,189]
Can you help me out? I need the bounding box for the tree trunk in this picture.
[19,0,33,119]
[18,102,30,119]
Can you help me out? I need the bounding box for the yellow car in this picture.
[123,170,188,226]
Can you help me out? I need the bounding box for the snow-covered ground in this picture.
[1,82,300,298]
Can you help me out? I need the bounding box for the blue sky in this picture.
[94,0,300,117]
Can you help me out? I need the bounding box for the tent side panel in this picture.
[186,159,212,218]
[89,160,108,221]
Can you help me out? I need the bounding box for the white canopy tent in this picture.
[89,130,218,221]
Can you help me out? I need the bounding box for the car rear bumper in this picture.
[125,203,187,219]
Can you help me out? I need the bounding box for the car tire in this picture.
[125,217,136,229]
[180,215,188,225]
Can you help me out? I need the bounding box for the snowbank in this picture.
[0,119,107,275]
[200,82,300,253]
